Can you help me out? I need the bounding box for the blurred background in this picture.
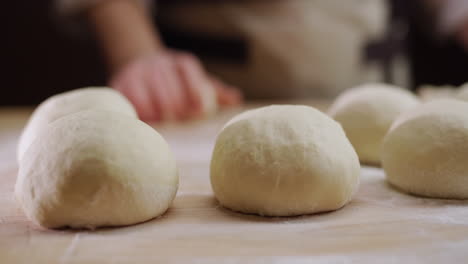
[2,0,468,106]
[2,0,106,105]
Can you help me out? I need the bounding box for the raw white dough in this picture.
[15,110,178,229]
[382,99,468,199]
[417,84,457,102]
[457,83,468,101]
[210,105,360,216]
[17,87,137,162]
[419,83,468,102]
[328,83,420,165]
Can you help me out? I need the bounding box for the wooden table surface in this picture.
[1,101,468,263]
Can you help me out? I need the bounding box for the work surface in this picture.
[1,101,468,263]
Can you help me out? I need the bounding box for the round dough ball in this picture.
[210,105,360,217]
[382,99,468,199]
[328,83,420,165]
[15,110,178,229]
[17,87,137,162]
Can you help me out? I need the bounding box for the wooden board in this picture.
[1,102,468,263]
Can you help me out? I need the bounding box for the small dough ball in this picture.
[210,105,360,217]
[17,87,137,162]
[382,99,468,199]
[15,110,178,229]
[328,83,420,165]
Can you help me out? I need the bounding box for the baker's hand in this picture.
[110,50,242,122]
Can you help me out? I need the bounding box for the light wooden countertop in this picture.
[1,101,468,263]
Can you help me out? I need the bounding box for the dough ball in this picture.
[15,110,178,229]
[210,105,360,217]
[328,83,420,165]
[382,99,468,199]
[17,87,137,162]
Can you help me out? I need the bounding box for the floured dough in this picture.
[17,87,137,162]
[15,110,178,229]
[328,83,420,165]
[382,99,468,199]
[210,105,360,216]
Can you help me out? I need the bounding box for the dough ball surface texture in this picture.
[328,83,420,165]
[382,99,468,199]
[17,87,137,162]
[210,105,360,217]
[458,83,468,101]
[15,110,178,229]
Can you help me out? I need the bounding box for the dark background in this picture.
[2,0,107,105]
[2,0,468,105]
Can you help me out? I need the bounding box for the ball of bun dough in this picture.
[15,110,178,229]
[328,83,420,165]
[382,99,468,199]
[210,105,360,217]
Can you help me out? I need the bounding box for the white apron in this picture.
[158,0,389,98]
